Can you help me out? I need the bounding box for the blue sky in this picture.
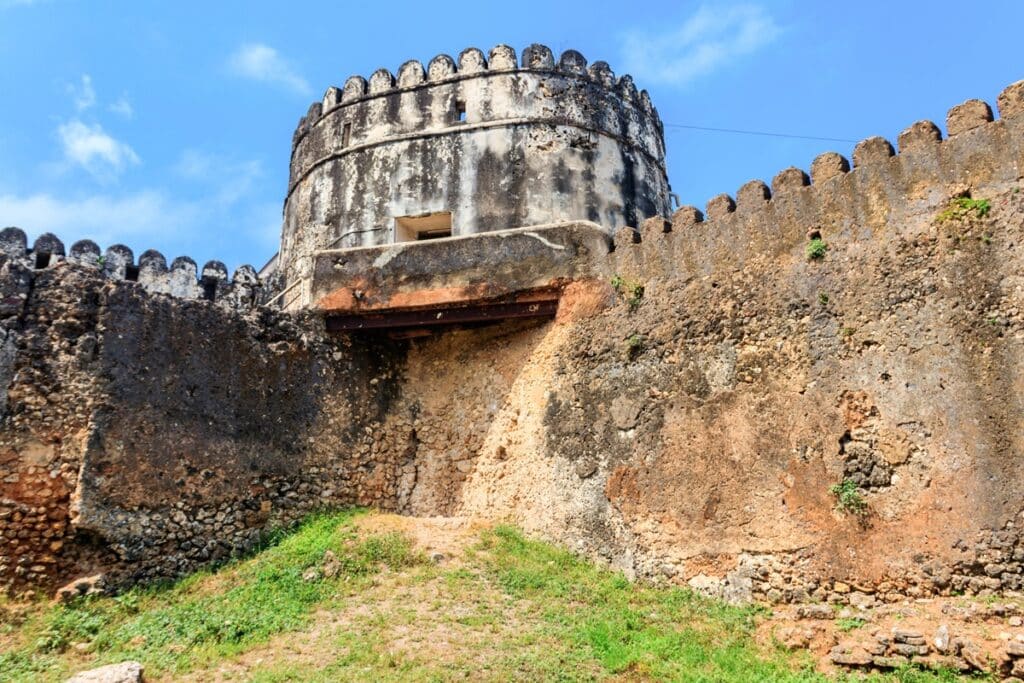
[1,1,1022,271]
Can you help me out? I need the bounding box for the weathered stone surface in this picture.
[960,641,989,671]
[281,44,670,308]
[57,574,105,602]
[309,222,610,313]
[704,193,735,220]
[946,99,994,136]
[735,180,770,211]
[771,167,810,195]
[871,655,908,669]
[998,80,1024,118]
[810,151,849,184]
[852,136,895,167]
[891,642,928,656]
[897,120,942,152]
[0,263,401,592]
[892,628,924,643]
[66,661,143,683]
[795,604,834,620]
[610,396,642,430]
[830,644,872,666]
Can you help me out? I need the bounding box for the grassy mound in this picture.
[0,511,972,681]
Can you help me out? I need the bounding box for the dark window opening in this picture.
[455,100,466,123]
[34,252,51,269]
[342,122,352,147]
[124,265,140,282]
[201,277,218,301]
[416,228,451,241]
[395,212,453,243]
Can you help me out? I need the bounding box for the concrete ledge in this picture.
[310,221,611,314]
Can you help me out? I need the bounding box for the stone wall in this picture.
[0,259,398,593]
[439,79,1024,603]
[4,79,1024,606]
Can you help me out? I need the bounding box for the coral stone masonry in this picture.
[2,45,1024,657]
[279,43,670,310]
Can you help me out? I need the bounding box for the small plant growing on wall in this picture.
[806,237,828,260]
[936,196,991,223]
[829,479,867,516]
[611,274,645,311]
[625,333,644,360]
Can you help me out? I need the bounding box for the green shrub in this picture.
[611,274,645,311]
[805,238,827,260]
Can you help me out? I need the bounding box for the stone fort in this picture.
[2,42,1024,641]
[280,43,669,311]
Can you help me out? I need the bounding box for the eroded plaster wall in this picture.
[280,43,670,308]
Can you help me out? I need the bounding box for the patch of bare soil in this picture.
[352,513,491,565]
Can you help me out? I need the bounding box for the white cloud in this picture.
[227,43,311,95]
[57,119,139,178]
[67,74,96,111]
[174,149,264,205]
[621,4,781,86]
[0,191,196,246]
[109,95,134,119]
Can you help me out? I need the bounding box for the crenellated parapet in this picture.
[0,228,277,311]
[607,80,1024,280]
[280,43,671,309]
[289,43,664,184]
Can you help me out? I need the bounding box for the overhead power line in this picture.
[662,123,857,144]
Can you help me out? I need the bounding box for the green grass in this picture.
[475,525,815,682]
[0,512,977,682]
[0,510,422,681]
[835,617,866,632]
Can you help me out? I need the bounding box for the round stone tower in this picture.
[280,43,670,303]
